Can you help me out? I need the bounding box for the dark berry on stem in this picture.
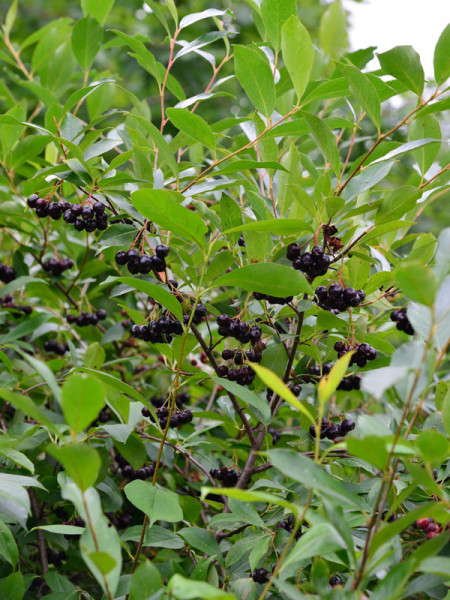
[115,251,128,265]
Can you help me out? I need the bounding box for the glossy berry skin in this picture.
[27,194,39,208]
[286,243,300,260]
[82,206,94,220]
[251,568,269,584]
[115,251,128,265]
[96,309,107,320]
[329,575,341,587]
[93,201,105,215]
[138,255,153,274]
[155,244,169,258]
[64,210,76,224]
[48,202,62,219]
[74,219,85,231]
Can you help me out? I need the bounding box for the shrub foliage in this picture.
[0,1,449,599]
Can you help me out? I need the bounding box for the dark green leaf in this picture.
[234,45,275,117]
[378,45,424,96]
[71,16,103,70]
[132,189,207,247]
[214,263,312,296]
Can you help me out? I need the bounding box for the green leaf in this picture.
[250,363,314,424]
[213,263,312,296]
[127,115,177,180]
[261,0,296,52]
[0,449,34,473]
[434,23,450,84]
[395,262,437,306]
[268,450,367,509]
[342,161,393,201]
[339,61,380,130]
[0,571,24,600]
[61,373,106,435]
[179,9,231,30]
[16,351,62,404]
[114,434,147,471]
[168,574,237,600]
[132,189,207,247]
[409,116,441,175]
[4,0,18,37]
[115,277,183,322]
[346,436,389,471]
[167,107,215,150]
[0,519,19,567]
[303,111,340,177]
[319,0,348,58]
[129,561,163,600]
[378,45,424,96]
[81,0,114,25]
[233,45,275,117]
[0,389,60,436]
[88,551,116,575]
[178,527,222,561]
[222,219,312,237]
[369,502,449,559]
[318,351,353,405]
[71,16,103,70]
[33,524,85,536]
[376,186,422,224]
[48,444,101,491]
[283,523,346,569]
[84,342,106,369]
[211,376,271,424]
[124,480,183,526]
[73,368,146,403]
[442,388,450,435]
[416,430,449,465]
[281,16,315,101]
[112,30,161,85]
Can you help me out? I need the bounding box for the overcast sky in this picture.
[342,0,450,77]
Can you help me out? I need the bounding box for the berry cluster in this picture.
[268,427,281,444]
[221,348,262,364]
[130,315,183,344]
[251,568,269,584]
[415,518,443,539]
[0,263,15,283]
[44,340,69,355]
[1,294,32,315]
[334,341,376,368]
[275,515,304,539]
[337,374,361,391]
[286,244,330,279]
[151,392,190,409]
[64,201,108,231]
[267,383,301,401]
[28,195,109,231]
[218,364,256,386]
[184,303,207,326]
[43,257,74,276]
[209,467,239,486]
[309,418,355,440]
[142,406,193,428]
[306,363,331,380]
[217,315,262,344]
[117,454,155,480]
[106,509,134,530]
[47,549,66,568]
[329,576,342,587]
[115,245,168,275]
[391,308,414,335]
[67,309,107,326]
[252,292,293,305]
[315,284,365,313]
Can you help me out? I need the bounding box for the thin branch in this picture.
[190,323,257,446]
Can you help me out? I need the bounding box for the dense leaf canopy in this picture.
[0,1,449,599]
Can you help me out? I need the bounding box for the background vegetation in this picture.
[0,1,449,599]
